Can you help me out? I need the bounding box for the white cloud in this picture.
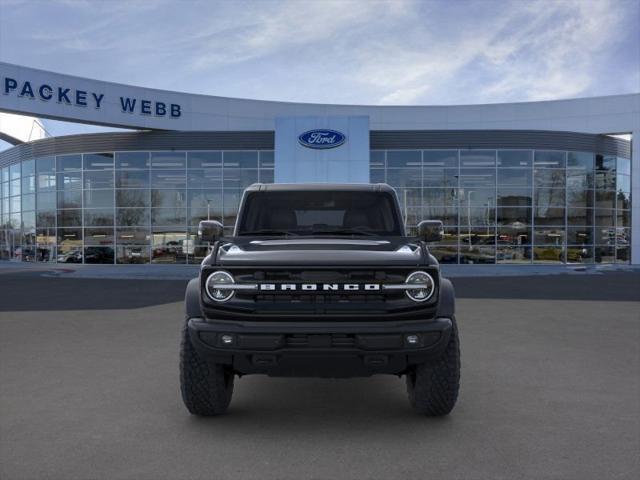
[186,0,412,71]
[473,0,625,102]
[0,0,636,106]
[349,0,630,104]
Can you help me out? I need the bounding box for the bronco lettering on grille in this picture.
[258,283,381,291]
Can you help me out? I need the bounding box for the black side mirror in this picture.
[198,220,224,243]
[417,220,444,242]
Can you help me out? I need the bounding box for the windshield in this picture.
[236,190,403,236]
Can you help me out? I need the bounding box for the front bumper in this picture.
[188,317,453,377]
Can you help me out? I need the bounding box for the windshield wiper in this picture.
[238,229,299,236]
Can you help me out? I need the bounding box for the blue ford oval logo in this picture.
[298,129,346,149]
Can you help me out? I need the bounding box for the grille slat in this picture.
[285,334,357,348]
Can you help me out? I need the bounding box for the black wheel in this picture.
[180,318,234,416]
[406,317,460,416]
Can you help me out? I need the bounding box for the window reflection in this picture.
[567,208,593,226]
[532,246,564,263]
[57,154,82,171]
[566,246,593,264]
[497,246,532,264]
[84,190,114,209]
[534,228,566,245]
[151,189,186,208]
[116,170,149,188]
[567,152,594,169]
[259,169,274,184]
[117,189,150,208]
[387,151,420,168]
[58,171,82,190]
[2,147,632,265]
[386,169,421,188]
[595,209,615,227]
[150,152,186,169]
[151,208,187,226]
[36,157,55,174]
[498,169,531,186]
[117,246,150,264]
[616,210,631,228]
[84,153,114,170]
[534,206,565,226]
[595,246,615,263]
[429,247,458,264]
[458,169,495,188]
[117,208,150,226]
[566,187,593,209]
[84,209,115,226]
[534,169,565,187]
[497,225,531,245]
[423,150,457,168]
[423,168,458,188]
[497,188,532,207]
[116,152,149,169]
[188,168,222,188]
[615,246,629,263]
[423,205,457,225]
[22,159,35,176]
[57,228,83,263]
[151,170,186,189]
[36,210,55,228]
[423,188,457,206]
[595,191,616,209]
[187,151,222,169]
[84,170,114,189]
[222,168,258,188]
[224,151,258,169]
[84,246,114,264]
[21,176,36,194]
[497,207,531,225]
[534,151,566,168]
[460,151,495,167]
[57,209,82,227]
[498,151,532,168]
[151,229,187,264]
[85,227,114,245]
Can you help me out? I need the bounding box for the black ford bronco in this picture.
[180,183,460,416]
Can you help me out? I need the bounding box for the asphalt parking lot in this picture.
[1,271,639,480]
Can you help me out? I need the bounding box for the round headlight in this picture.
[405,271,435,302]
[205,271,235,302]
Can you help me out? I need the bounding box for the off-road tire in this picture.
[406,317,460,416]
[180,318,234,416]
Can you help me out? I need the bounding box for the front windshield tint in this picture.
[236,191,403,236]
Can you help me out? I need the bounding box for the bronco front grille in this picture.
[202,266,438,319]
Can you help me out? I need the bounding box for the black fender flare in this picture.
[436,277,455,318]
[185,277,203,319]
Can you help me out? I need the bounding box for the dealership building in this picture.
[0,62,638,265]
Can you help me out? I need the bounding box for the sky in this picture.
[0,0,639,143]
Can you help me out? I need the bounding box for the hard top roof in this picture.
[245,183,396,193]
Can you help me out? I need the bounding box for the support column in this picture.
[631,129,639,265]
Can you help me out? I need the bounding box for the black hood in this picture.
[211,237,428,267]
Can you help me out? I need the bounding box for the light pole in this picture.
[403,189,408,229]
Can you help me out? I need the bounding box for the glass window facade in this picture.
[371,150,631,265]
[0,148,631,265]
[0,151,274,264]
